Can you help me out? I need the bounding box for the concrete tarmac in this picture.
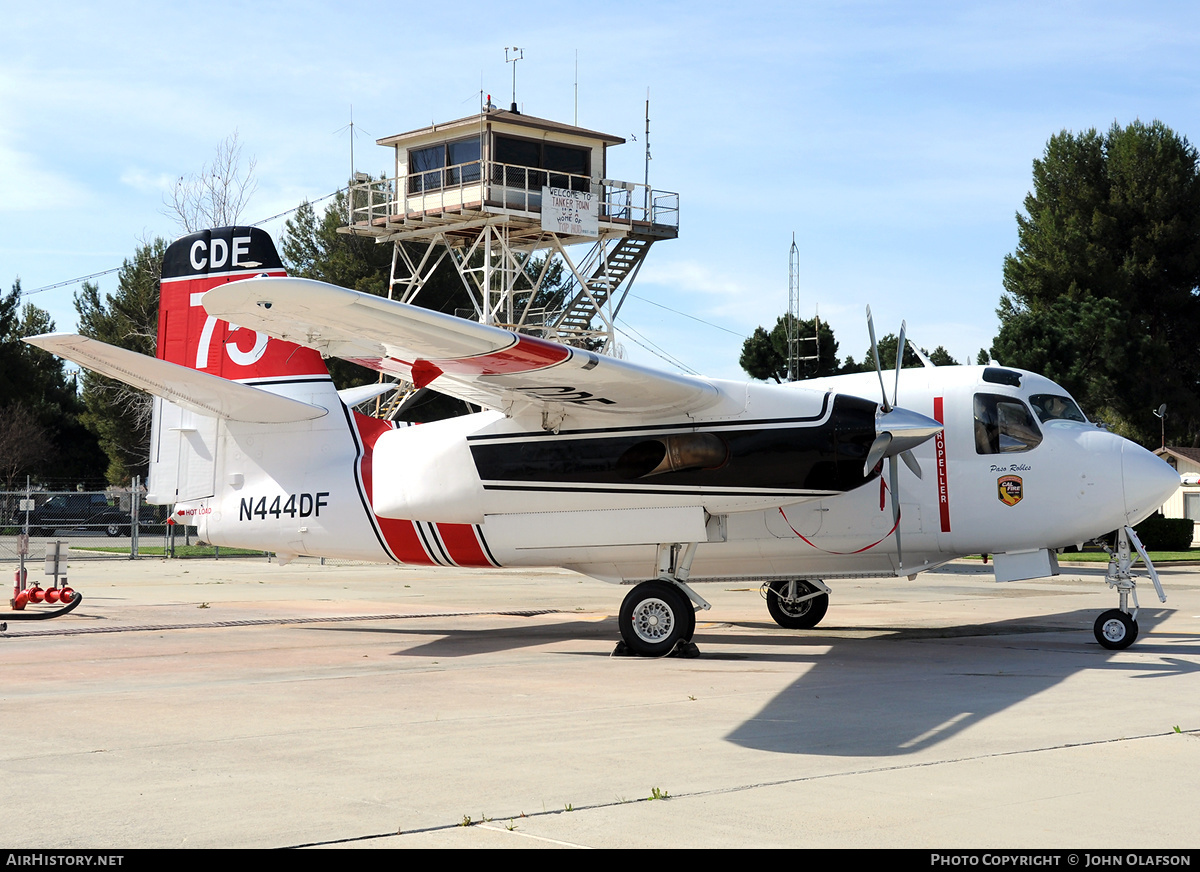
[2,555,1199,849]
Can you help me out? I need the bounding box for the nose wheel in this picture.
[764,579,830,629]
[1094,609,1138,649]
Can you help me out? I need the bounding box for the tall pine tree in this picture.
[74,240,165,484]
[994,120,1200,444]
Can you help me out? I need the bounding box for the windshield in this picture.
[1029,393,1088,424]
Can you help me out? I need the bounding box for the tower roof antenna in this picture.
[505,47,524,113]
[334,105,370,184]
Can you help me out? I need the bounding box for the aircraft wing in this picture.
[202,276,723,417]
[24,333,328,423]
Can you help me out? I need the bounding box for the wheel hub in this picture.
[780,596,811,617]
[1101,618,1127,643]
[632,599,674,642]
[778,582,814,616]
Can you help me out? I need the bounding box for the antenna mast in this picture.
[335,106,370,222]
[787,235,800,381]
[644,88,651,216]
[786,235,820,380]
[505,47,524,111]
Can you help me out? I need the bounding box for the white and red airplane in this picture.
[28,227,1181,654]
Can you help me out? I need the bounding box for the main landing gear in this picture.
[763,579,830,630]
[619,581,696,656]
[616,544,707,657]
[1093,525,1165,650]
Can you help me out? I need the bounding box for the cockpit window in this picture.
[1029,393,1087,424]
[974,393,1043,454]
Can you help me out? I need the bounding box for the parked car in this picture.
[16,493,159,538]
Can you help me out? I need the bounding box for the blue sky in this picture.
[3,1,1199,380]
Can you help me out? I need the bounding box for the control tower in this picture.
[338,106,678,357]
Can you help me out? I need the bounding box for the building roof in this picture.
[377,108,625,148]
[1156,446,1200,466]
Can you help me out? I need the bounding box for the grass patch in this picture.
[963,551,1199,564]
[76,545,266,558]
[1055,550,1199,563]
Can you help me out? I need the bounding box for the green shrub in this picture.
[1133,514,1195,551]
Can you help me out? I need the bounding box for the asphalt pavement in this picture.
[2,555,1199,849]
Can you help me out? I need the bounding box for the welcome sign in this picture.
[541,186,598,237]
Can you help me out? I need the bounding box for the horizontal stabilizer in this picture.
[25,334,328,423]
[337,381,399,407]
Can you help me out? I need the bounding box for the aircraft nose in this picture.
[1121,441,1180,525]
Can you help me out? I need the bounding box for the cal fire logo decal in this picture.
[997,475,1023,507]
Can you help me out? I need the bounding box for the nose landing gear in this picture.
[763,579,831,629]
[1094,525,1164,650]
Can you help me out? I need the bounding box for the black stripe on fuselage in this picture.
[415,520,453,566]
[481,484,837,497]
[466,393,834,443]
[238,376,334,388]
[475,526,501,566]
[468,394,878,495]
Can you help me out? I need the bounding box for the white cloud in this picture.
[0,139,91,212]
[119,168,173,195]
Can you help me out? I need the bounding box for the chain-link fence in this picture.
[3,481,376,580]
[1,483,176,563]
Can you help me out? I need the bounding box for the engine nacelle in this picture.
[372,417,487,524]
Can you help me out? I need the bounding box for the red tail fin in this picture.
[157,227,327,381]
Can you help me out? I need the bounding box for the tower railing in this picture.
[346,161,679,234]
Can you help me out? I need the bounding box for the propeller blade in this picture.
[866,306,890,413]
[900,449,922,479]
[892,320,906,409]
[862,307,928,572]
[864,432,892,476]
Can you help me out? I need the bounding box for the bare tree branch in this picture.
[164,131,259,232]
[0,403,50,491]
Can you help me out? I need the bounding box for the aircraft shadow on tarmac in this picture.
[307,606,1200,757]
[723,607,1200,757]
[307,615,619,658]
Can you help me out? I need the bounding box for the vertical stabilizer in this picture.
[149,228,332,505]
[157,227,328,381]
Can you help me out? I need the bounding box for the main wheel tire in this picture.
[105,523,123,538]
[1094,609,1138,650]
[618,581,694,657]
[766,579,829,629]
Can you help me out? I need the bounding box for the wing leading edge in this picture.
[201,276,723,419]
[24,334,327,423]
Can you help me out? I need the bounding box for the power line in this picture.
[22,187,347,296]
[615,317,700,375]
[23,267,121,295]
[627,292,744,337]
[250,186,344,228]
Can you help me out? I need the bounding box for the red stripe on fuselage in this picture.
[353,412,436,565]
[435,523,494,567]
[933,396,951,533]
